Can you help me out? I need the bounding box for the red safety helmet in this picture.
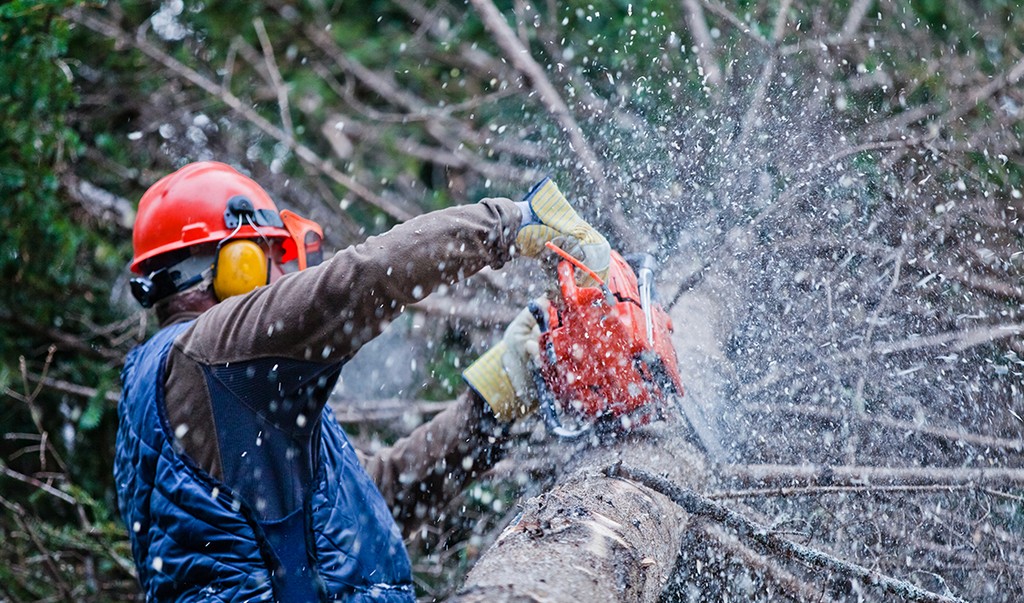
[130,161,293,274]
[129,161,324,308]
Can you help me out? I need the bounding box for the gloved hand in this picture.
[463,300,548,423]
[515,178,610,284]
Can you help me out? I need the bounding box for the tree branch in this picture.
[699,0,769,47]
[252,17,294,144]
[0,496,76,600]
[709,483,982,500]
[681,0,724,98]
[66,8,413,221]
[608,464,969,603]
[767,404,1024,453]
[467,0,630,232]
[0,462,78,507]
[723,463,1024,486]
[838,0,873,41]
[467,0,600,179]
[870,322,1024,356]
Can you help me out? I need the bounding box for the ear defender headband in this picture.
[130,196,324,307]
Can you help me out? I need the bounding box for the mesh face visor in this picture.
[278,210,324,273]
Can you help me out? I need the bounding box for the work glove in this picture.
[463,300,548,423]
[515,178,610,285]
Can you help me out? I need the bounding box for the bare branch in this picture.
[700,0,769,47]
[700,524,825,601]
[769,404,1024,453]
[468,0,595,172]
[710,483,982,500]
[467,0,630,230]
[12,371,120,404]
[67,8,413,221]
[610,464,969,603]
[770,0,793,41]
[525,2,647,134]
[303,25,543,187]
[682,0,724,98]
[871,322,1024,356]
[853,247,904,410]
[909,255,1024,304]
[65,176,135,229]
[0,463,78,507]
[937,54,1024,131]
[253,17,294,143]
[331,398,454,424]
[723,463,1024,486]
[0,496,76,600]
[839,0,874,41]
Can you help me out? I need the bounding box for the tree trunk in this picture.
[452,422,706,602]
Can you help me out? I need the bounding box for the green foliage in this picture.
[911,0,952,32]
[1,0,125,460]
[0,482,136,601]
[1,2,80,293]
[1,3,136,600]
[422,328,474,400]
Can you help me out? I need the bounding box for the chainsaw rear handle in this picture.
[528,300,593,440]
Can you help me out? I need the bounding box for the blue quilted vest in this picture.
[114,322,415,602]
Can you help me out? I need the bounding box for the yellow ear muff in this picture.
[213,239,269,300]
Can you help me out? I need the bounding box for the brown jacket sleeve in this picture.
[357,390,510,536]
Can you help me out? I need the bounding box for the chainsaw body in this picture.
[534,250,684,439]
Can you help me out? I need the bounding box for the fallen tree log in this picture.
[452,420,706,602]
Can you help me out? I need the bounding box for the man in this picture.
[115,161,608,602]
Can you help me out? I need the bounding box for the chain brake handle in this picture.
[545,241,617,308]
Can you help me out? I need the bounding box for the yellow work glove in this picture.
[515,178,610,284]
[463,301,548,423]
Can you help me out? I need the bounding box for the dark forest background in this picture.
[2,0,1023,600]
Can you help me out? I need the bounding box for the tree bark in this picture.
[452,421,706,602]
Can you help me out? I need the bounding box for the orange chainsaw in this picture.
[530,242,685,439]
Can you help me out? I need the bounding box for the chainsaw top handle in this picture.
[544,241,616,309]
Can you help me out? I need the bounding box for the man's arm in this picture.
[356,390,510,536]
[181,198,520,365]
